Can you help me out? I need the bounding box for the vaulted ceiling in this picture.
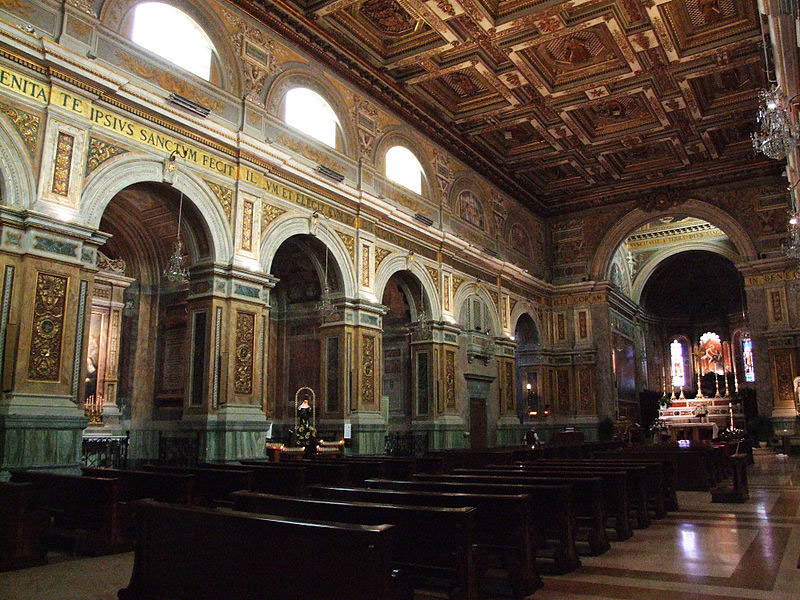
[234,0,780,215]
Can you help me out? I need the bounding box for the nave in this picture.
[1,450,798,600]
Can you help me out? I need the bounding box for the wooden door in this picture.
[469,398,487,449]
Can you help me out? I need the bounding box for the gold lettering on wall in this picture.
[241,199,254,252]
[28,272,68,381]
[445,349,455,410]
[362,334,375,405]
[51,132,74,196]
[234,311,255,395]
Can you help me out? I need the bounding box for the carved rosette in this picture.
[28,273,68,381]
[87,138,127,175]
[361,334,375,405]
[445,349,456,410]
[234,312,255,395]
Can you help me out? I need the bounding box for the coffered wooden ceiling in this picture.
[234,0,780,215]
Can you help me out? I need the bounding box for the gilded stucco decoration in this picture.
[425,264,439,295]
[487,290,499,311]
[115,53,224,113]
[504,360,514,412]
[241,199,254,251]
[374,246,391,270]
[509,297,518,316]
[276,134,342,174]
[0,0,33,15]
[28,272,68,382]
[443,273,451,312]
[336,230,356,264]
[66,0,95,16]
[361,334,375,405]
[0,101,39,158]
[361,243,370,287]
[352,94,383,158]
[206,180,234,223]
[86,138,128,175]
[445,349,455,410]
[51,132,75,197]
[261,201,286,231]
[234,311,255,395]
[578,367,595,413]
[452,275,464,298]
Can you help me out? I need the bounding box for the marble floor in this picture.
[0,449,798,600]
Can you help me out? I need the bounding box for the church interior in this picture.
[0,0,800,599]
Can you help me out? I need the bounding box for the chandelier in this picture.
[163,190,189,283]
[751,86,799,160]
[317,246,337,319]
[784,210,800,259]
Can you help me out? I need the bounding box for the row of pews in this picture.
[1,440,738,599]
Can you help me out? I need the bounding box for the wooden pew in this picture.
[118,499,408,600]
[359,478,578,576]
[309,485,546,594]
[8,470,123,555]
[237,461,307,496]
[0,481,46,571]
[413,472,610,556]
[595,446,714,492]
[526,458,670,517]
[231,491,479,600]
[141,465,253,505]
[456,466,632,542]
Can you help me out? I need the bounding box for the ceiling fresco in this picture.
[234,0,779,215]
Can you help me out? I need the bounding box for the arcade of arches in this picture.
[0,0,799,473]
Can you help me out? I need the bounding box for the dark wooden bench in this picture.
[309,485,544,595]
[414,471,609,556]
[237,460,307,496]
[595,446,715,491]
[0,481,46,571]
[363,477,579,576]
[118,499,407,600]
[231,491,478,600]
[9,470,123,555]
[456,466,632,541]
[141,464,253,505]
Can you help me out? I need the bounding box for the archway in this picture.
[93,181,214,448]
[380,270,428,432]
[514,313,541,421]
[267,234,345,442]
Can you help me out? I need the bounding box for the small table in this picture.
[668,422,718,442]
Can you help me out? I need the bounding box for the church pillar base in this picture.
[0,394,88,472]
[347,412,386,455]
[191,405,269,462]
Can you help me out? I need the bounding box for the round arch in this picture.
[259,216,357,298]
[630,240,742,304]
[374,254,442,320]
[100,0,243,95]
[0,115,36,208]
[452,282,502,337]
[372,129,435,201]
[265,68,357,158]
[80,154,233,263]
[588,200,758,281]
[510,304,543,344]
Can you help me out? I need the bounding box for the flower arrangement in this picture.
[659,395,673,409]
[719,427,745,441]
[293,421,318,447]
[692,404,709,418]
[649,419,669,434]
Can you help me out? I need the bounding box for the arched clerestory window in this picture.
[128,3,219,82]
[385,145,424,195]
[283,87,342,149]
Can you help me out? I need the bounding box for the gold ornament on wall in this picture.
[362,334,375,405]
[241,200,254,252]
[206,181,234,223]
[261,202,286,231]
[28,273,68,382]
[51,132,75,197]
[445,349,456,410]
[234,312,255,395]
[86,138,127,175]
[0,101,39,158]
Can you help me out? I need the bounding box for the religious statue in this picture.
[293,387,319,456]
[794,376,800,414]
